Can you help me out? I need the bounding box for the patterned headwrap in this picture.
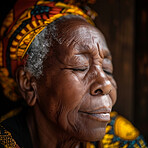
[0,0,97,101]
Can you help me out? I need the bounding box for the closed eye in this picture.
[103,69,113,76]
[62,68,88,72]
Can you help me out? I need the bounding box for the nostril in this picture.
[90,81,112,96]
[94,89,103,95]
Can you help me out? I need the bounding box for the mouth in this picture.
[79,108,111,122]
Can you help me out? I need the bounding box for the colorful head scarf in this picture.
[0,0,97,101]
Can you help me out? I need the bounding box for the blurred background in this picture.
[93,0,148,142]
[0,0,148,142]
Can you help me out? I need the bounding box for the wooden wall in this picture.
[135,0,148,142]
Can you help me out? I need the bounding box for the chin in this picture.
[72,124,107,142]
[66,112,108,142]
[83,127,106,142]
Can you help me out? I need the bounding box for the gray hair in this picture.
[25,15,85,78]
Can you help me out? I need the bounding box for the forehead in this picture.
[53,17,111,58]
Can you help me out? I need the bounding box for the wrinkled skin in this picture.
[17,17,117,148]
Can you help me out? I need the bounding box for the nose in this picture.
[90,67,112,96]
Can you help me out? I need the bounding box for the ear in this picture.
[15,66,38,106]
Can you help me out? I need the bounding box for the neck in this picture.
[26,105,80,148]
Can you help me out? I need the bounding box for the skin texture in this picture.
[16,17,117,148]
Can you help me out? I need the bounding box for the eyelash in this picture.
[103,70,113,76]
[63,68,88,72]
[63,68,112,75]
[72,68,87,72]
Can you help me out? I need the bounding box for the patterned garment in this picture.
[101,112,147,148]
[0,0,97,101]
[0,110,147,148]
[0,125,20,148]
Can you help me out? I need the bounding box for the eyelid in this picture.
[103,69,113,76]
[72,68,88,72]
[62,66,89,72]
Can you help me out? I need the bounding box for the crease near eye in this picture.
[62,67,88,72]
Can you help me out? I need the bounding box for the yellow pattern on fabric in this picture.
[103,141,120,148]
[0,125,17,148]
[0,10,13,37]
[19,26,46,58]
[0,41,2,66]
[114,115,139,140]
[0,108,22,123]
[110,111,118,118]
[139,139,147,148]
[0,68,20,101]
[0,10,14,66]
[105,125,112,133]
[122,144,128,148]
[134,143,140,148]
[6,0,94,61]
[102,133,114,144]
[7,9,32,39]
[86,142,95,148]
[101,112,147,148]
[0,109,22,147]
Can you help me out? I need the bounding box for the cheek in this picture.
[110,86,117,106]
[55,71,85,109]
[49,71,87,129]
[108,77,117,106]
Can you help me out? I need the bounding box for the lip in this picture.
[79,108,111,122]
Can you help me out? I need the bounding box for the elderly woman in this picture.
[0,0,147,148]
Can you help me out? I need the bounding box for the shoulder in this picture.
[102,111,148,147]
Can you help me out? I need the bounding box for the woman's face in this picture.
[36,18,117,141]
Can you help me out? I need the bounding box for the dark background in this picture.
[0,0,148,142]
